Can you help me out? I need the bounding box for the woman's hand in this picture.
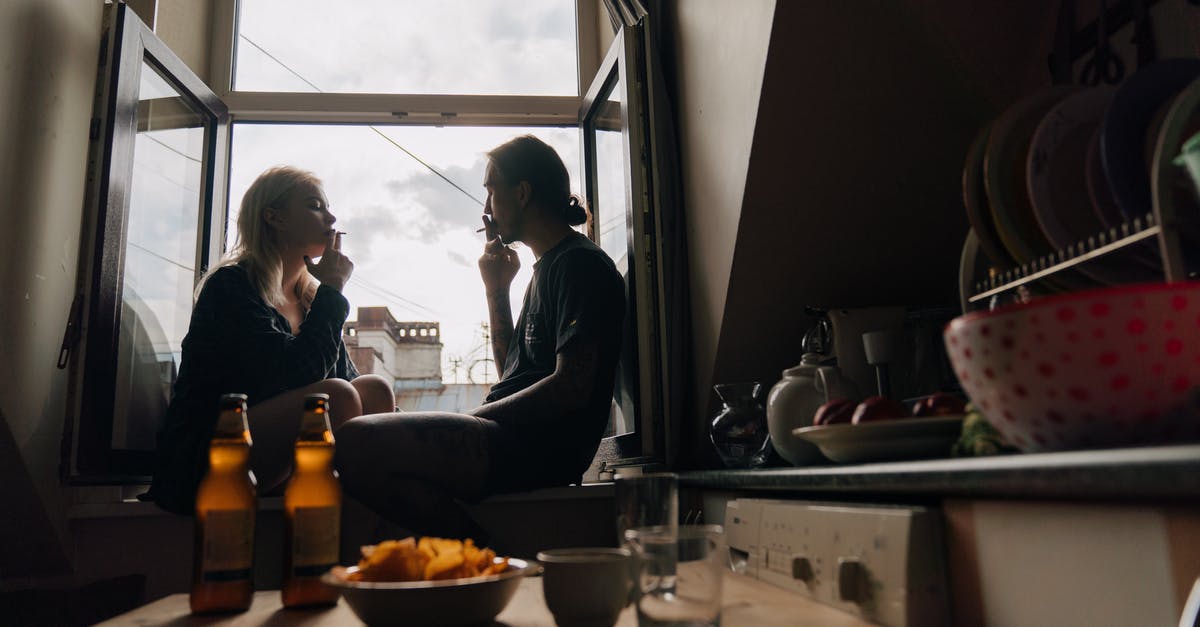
[478,216,519,293]
[305,231,354,292]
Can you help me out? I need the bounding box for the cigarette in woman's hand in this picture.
[337,231,348,235]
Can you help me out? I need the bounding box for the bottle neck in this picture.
[213,408,252,444]
[296,410,334,444]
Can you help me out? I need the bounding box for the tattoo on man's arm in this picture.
[486,292,514,372]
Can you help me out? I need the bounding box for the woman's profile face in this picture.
[273,181,335,258]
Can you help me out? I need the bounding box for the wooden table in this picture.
[99,574,872,626]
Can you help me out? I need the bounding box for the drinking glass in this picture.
[625,524,726,627]
[613,472,678,546]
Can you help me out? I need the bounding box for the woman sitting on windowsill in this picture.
[147,165,394,515]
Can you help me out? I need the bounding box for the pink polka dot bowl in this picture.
[944,281,1200,452]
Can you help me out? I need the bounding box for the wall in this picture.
[0,0,103,578]
[662,0,777,460]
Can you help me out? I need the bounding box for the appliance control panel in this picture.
[724,498,948,627]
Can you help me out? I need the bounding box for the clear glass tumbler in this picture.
[625,524,726,627]
[613,472,678,547]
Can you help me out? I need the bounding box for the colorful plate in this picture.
[1101,59,1200,221]
[1027,87,1161,285]
[984,86,1081,266]
[963,123,1014,269]
[1085,127,1126,229]
[1086,126,1164,273]
[1027,87,1113,251]
[1151,76,1200,274]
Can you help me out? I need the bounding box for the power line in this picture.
[128,241,194,272]
[346,277,437,319]
[239,33,484,206]
[347,275,442,318]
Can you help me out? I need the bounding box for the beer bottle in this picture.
[191,393,256,614]
[281,393,341,608]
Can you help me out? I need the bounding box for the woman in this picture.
[149,166,394,515]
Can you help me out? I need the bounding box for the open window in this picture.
[64,0,672,484]
[580,22,671,476]
[64,2,229,481]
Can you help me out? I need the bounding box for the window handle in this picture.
[57,294,84,369]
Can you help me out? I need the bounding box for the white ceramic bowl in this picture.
[321,558,537,626]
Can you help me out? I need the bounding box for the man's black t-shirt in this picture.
[485,232,625,488]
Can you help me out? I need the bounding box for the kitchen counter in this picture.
[680,444,1200,500]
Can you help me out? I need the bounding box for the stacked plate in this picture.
[962,59,1200,300]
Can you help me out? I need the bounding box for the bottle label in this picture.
[201,508,254,582]
[291,505,340,577]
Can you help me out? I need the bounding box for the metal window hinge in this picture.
[57,294,84,369]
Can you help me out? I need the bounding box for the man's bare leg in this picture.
[333,412,493,540]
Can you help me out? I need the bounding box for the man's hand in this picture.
[477,216,519,293]
[305,231,354,292]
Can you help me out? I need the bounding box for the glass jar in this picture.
[709,382,769,469]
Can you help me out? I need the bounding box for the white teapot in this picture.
[766,353,857,466]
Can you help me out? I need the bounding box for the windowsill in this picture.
[67,484,615,520]
[67,490,286,520]
[678,443,1200,501]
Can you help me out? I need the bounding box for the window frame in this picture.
[579,23,668,475]
[64,2,230,482]
[65,0,670,484]
[207,0,598,127]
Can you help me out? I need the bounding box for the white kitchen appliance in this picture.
[723,498,949,627]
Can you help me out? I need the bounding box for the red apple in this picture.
[911,393,967,417]
[852,396,907,424]
[814,398,856,426]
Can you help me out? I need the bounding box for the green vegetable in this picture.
[952,404,1019,457]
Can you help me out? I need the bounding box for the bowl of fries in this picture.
[322,536,537,627]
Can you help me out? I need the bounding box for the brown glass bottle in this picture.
[191,393,256,614]
[281,393,341,608]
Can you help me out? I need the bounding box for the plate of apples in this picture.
[792,393,966,464]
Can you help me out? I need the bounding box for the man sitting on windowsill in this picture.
[333,135,625,542]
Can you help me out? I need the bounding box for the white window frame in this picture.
[207,0,599,127]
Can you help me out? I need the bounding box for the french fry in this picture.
[342,536,508,583]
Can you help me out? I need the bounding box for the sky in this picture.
[224,0,584,382]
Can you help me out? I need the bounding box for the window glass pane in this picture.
[234,0,578,96]
[587,70,636,439]
[228,124,579,412]
[112,61,206,450]
[592,74,627,275]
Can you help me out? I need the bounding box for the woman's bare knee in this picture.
[352,374,395,414]
[309,378,362,428]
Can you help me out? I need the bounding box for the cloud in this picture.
[446,250,471,268]
[394,159,488,233]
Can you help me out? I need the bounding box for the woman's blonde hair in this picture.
[196,165,321,309]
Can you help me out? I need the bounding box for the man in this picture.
[334,135,625,539]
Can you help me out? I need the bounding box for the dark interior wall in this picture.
[0,0,102,578]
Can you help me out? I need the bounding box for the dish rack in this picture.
[967,211,1190,304]
[966,0,1195,306]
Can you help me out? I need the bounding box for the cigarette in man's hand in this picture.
[475,227,487,233]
